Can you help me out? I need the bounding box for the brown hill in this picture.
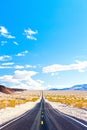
[0,85,26,94]
[0,85,15,94]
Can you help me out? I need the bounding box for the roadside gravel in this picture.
[0,99,40,125]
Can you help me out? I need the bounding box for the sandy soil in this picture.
[0,90,41,125]
[44,90,87,122]
[0,99,40,125]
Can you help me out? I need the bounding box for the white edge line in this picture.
[55,109,87,128]
[0,110,30,129]
[0,99,41,129]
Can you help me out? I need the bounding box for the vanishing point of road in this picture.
[0,96,87,130]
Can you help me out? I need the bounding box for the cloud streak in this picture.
[2,62,14,66]
[16,50,29,57]
[42,60,87,73]
[0,62,36,69]
[1,41,7,46]
[13,41,19,45]
[0,26,15,39]
[0,55,12,61]
[24,28,38,40]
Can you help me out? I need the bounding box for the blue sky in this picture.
[0,0,87,89]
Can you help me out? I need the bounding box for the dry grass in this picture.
[44,90,87,109]
[0,90,41,109]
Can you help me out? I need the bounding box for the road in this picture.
[0,97,87,130]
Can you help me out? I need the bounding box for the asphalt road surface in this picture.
[0,97,87,130]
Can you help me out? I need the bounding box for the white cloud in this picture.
[0,63,37,70]
[0,75,19,84]
[0,70,44,89]
[13,41,19,45]
[1,41,7,46]
[14,65,24,69]
[0,62,14,69]
[24,28,38,40]
[0,55,12,61]
[14,64,36,69]
[16,50,29,57]
[2,62,14,66]
[0,26,15,39]
[25,64,36,68]
[0,66,12,69]
[51,72,59,76]
[36,80,44,84]
[1,40,18,46]
[42,60,87,73]
[14,70,37,80]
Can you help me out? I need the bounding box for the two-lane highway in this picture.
[0,97,87,130]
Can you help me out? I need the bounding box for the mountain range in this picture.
[0,84,87,94]
[50,84,87,90]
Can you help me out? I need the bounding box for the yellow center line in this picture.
[40,121,44,125]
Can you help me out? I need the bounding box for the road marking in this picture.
[55,109,87,128]
[0,110,30,129]
[40,121,44,125]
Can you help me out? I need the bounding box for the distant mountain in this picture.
[50,84,87,91]
[49,88,69,90]
[49,88,59,90]
[69,84,87,90]
[0,85,25,94]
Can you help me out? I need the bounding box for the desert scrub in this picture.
[45,95,87,109]
[0,96,40,109]
[0,100,7,109]
[0,91,41,109]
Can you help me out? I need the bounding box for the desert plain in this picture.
[0,90,87,125]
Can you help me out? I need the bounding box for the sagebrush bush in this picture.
[0,96,40,109]
[45,95,87,109]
